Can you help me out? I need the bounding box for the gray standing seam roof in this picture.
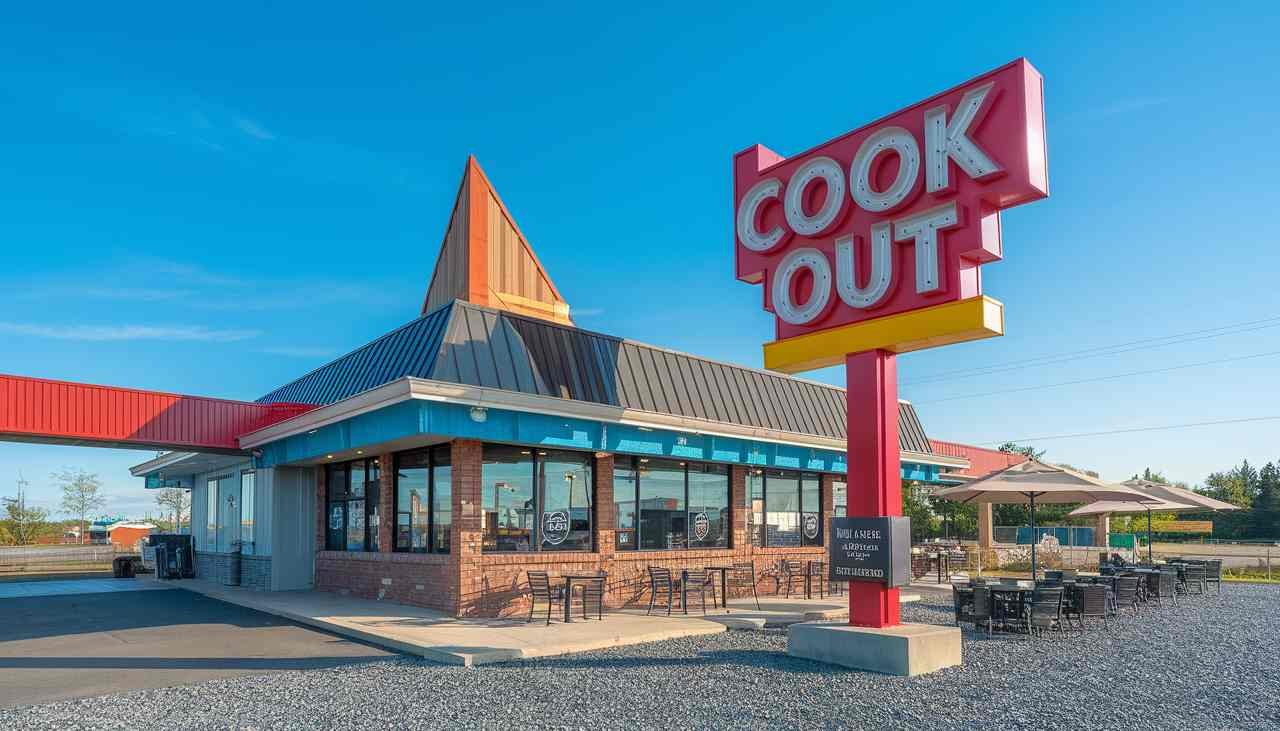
[256,300,936,454]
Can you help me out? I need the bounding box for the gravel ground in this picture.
[4,584,1278,730]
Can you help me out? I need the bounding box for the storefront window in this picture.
[639,458,685,550]
[688,463,729,548]
[394,446,450,553]
[481,444,593,552]
[326,458,379,552]
[765,469,801,546]
[801,473,822,546]
[432,447,451,553]
[615,457,730,551]
[206,478,218,550]
[538,449,593,551]
[614,461,637,550]
[748,469,764,547]
[240,471,255,555]
[482,445,535,551]
[833,480,847,515]
[756,469,824,547]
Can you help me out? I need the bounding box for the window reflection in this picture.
[481,445,593,552]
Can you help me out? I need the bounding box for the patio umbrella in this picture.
[934,460,1148,578]
[1068,478,1240,562]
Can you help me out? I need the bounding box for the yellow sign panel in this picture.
[1160,520,1213,533]
[763,295,1004,374]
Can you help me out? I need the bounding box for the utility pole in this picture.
[4,472,31,545]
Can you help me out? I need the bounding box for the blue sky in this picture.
[2,3,1279,518]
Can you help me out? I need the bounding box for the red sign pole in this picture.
[845,350,902,628]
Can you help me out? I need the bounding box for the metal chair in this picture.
[780,560,806,598]
[806,560,827,599]
[953,585,975,626]
[729,561,761,610]
[682,569,714,615]
[646,566,679,616]
[580,571,607,620]
[1204,560,1223,595]
[526,571,563,625]
[1149,569,1178,607]
[971,587,994,636]
[1025,586,1065,638]
[1071,583,1109,630]
[1181,564,1207,595]
[1113,575,1141,615]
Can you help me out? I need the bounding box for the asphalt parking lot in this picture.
[0,579,396,709]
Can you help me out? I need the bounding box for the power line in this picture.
[903,315,1280,386]
[914,350,1280,404]
[978,415,1280,446]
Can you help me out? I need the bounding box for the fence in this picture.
[993,525,1097,546]
[0,544,125,575]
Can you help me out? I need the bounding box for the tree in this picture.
[1,498,50,546]
[1133,468,1168,484]
[998,442,1045,460]
[155,488,190,533]
[54,469,105,544]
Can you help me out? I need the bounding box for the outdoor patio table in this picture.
[703,566,730,609]
[987,585,1034,633]
[560,573,604,623]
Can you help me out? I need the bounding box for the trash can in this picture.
[224,543,242,587]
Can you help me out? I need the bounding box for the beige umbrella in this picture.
[935,460,1148,577]
[1068,478,1240,562]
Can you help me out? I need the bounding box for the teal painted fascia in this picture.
[255,399,918,479]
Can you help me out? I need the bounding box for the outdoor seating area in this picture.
[951,557,1227,638]
[526,559,837,625]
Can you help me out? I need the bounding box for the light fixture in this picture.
[520,450,531,455]
[469,406,488,423]
[308,429,319,435]
[326,454,334,459]
[356,450,364,455]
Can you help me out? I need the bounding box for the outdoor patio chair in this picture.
[1204,560,1223,594]
[1113,575,1141,615]
[953,585,975,626]
[1181,564,1207,595]
[1069,583,1109,630]
[526,571,564,625]
[580,572,607,621]
[1149,569,1178,607]
[728,561,761,610]
[780,560,807,598]
[682,569,715,615]
[806,560,827,599]
[646,566,679,616]
[971,587,994,637]
[1025,586,1065,638]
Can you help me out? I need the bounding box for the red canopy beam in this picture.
[0,373,313,454]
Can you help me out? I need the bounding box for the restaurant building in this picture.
[130,158,971,617]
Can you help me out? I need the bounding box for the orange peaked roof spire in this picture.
[421,156,572,325]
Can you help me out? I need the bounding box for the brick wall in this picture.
[314,550,452,610]
[194,550,272,590]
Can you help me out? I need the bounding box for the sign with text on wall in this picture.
[734,59,1048,373]
[829,516,912,587]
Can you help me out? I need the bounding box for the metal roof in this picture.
[257,300,936,452]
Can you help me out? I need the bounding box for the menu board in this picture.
[828,516,911,587]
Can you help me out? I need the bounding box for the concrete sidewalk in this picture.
[170,579,728,667]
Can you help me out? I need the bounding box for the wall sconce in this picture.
[470,406,488,423]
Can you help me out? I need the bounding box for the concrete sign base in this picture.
[787,622,961,676]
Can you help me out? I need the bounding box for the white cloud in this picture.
[234,116,275,141]
[0,322,261,342]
